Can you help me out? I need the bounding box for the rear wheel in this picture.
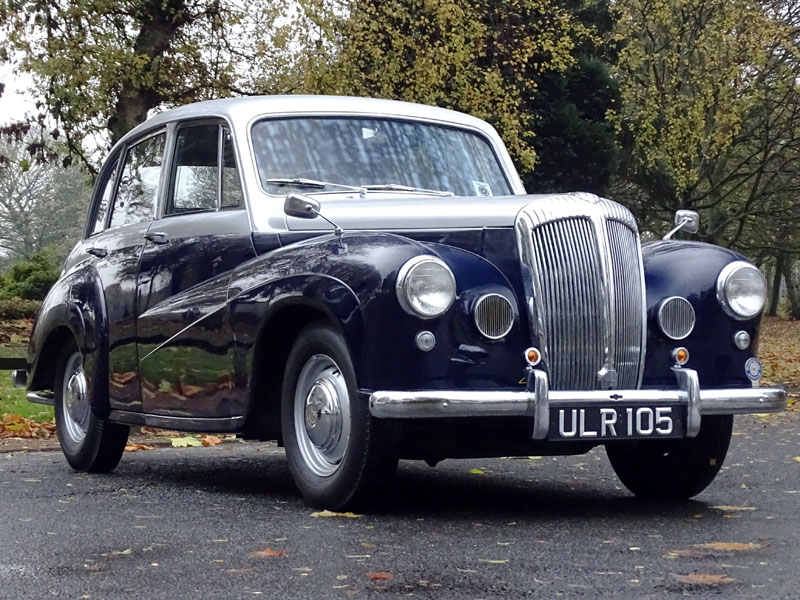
[281,322,398,509]
[606,415,733,500]
[54,340,129,472]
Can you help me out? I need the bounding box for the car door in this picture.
[82,130,167,412]
[136,121,255,418]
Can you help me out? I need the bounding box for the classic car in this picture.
[14,96,786,509]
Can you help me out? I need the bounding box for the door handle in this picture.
[144,231,169,244]
[86,246,107,258]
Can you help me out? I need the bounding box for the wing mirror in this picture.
[284,192,321,219]
[663,209,700,240]
[283,192,343,238]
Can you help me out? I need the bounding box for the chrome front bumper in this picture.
[368,367,787,440]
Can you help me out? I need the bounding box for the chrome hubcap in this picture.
[294,354,351,477]
[61,352,90,444]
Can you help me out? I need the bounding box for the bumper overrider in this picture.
[368,367,786,441]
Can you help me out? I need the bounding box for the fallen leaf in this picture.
[695,542,761,552]
[250,547,285,558]
[469,468,485,474]
[201,435,222,447]
[226,568,253,573]
[124,444,154,452]
[310,510,363,518]
[0,414,56,439]
[479,559,509,564]
[368,572,393,581]
[793,457,800,463]
[672,573,735,585]
[170,436,203,447]
[711,505,756,512]
[112,548,133,556]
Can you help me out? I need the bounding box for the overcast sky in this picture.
[0,63,37,125]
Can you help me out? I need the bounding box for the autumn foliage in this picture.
[0,413,55,438]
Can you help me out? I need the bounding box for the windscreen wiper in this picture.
[361,183,454,197]
[265,178,363,193]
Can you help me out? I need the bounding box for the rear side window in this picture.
[109,132,166,229]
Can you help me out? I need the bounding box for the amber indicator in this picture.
[673,347,689,365]
[524,347,542,366]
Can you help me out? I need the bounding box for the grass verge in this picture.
[0,369,53,422]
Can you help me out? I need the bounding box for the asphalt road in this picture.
[1,409,798,599]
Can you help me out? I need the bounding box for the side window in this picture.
[221,127,244,208]
[109,132,165,229]
[170,124,219,214]
[88,157,119,236]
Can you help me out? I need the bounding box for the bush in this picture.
[0,297,42,319]
[0,250,61,301]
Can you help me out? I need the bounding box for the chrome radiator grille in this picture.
[515,195,646,391]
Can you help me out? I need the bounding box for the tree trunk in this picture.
[766,254,783,316]
[781,256,800,320]
[107,0,188,143]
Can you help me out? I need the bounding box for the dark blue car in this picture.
[16,96,786,509]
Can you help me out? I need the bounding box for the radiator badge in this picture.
[744,357,762,382]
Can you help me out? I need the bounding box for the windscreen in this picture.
[251,117,513,197]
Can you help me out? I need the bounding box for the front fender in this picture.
[229,232,527,394]
[642,240,760,387]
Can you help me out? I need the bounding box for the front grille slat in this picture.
[516,196,645,391]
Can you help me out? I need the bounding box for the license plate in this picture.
[547,405,685,441]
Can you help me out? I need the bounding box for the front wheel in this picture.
[54,341,129,472]
[281,322,398,509]
[606,415,733,500]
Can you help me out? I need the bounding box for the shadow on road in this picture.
[108,446,719,524]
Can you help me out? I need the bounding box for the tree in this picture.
[0,130,90,263]
[0,0,305,173]
[305,0,595,177]
[610,0,800,243]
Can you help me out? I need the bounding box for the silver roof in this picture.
[120,95,500,146]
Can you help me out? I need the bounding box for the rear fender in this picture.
[28,265,110,411]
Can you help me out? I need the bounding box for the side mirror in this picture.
[675,209,699,234]
[663,209,700,240]
[284,193,321,219]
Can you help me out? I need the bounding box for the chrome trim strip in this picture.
[108,410,245,432]
[139,302,228,362]
[27,391,54,406]
[592,210,616,388]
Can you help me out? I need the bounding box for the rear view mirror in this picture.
[284,193,321,219]
[663,209,700,239]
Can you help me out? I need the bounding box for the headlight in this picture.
[396,256,456,319]
[716,261,766,320]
